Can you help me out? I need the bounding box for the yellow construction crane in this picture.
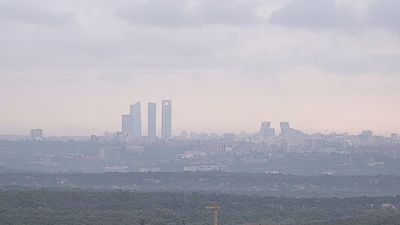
[205,202,220,225]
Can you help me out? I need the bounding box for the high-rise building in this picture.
[148,102,156,138]
[161,100,172,139]
[280,122,290,137]
[121,114,133,134]
[30,129,43,141]
[259,121,275,138]
[130,101,142,137]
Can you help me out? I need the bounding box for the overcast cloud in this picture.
[269,0,359,29]
[0,0,399,135]
[117,0,265,27]
[367,0,400,31]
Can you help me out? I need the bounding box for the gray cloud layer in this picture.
[0,1,73,25]
[117,0,264,27]
[367,0,400,31]
[1,0,399,30]
[269,0,358,29]
[0,0,399,76]
[269,0,400,32]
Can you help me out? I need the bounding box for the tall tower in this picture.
[148,102,156,138]
[130,101,142,137]
[205,202,220,225]
[121,114,133,134]
[280,122,290,137]
[161,100,172,139]
[259,121,275,138]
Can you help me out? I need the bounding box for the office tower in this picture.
[130,101,142,137]
[260,122,268,138]
[30,129,43,141]
[280,122,290,137]
[148,102,156,138]
[259,121,275,138]
[121,114,133,134]
[161,100,172,139]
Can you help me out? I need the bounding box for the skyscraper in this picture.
[121,114,133,134]
[161,100,172,139]
[148,102,156,138]
[259,121,275,138]
[130,101,142,137]
[280,122,290,137]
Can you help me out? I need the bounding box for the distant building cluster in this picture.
[30,129,43,141]
[1,119,400,174]
[1,104,400,175]
[121,100,172,139]
[259,121,305,138]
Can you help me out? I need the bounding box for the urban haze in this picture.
[1,0,400,225]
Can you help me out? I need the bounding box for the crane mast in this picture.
[205,202,220,225]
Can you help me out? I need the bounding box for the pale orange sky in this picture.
[1,68,399,136]
[0,0,399,136]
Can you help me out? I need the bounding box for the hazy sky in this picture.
[1,0,400,136]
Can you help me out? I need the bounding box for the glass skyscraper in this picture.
[148,102,156,138]
[161,100,172,139]
[130,101,142,137]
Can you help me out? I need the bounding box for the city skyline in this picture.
[1,98,399,136]
[1,96,400,136]
[121,100,171,139]
[4,113,399,139]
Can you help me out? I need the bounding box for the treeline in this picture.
[1,189,400,225]
[1,172,400,197]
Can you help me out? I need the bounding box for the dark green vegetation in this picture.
[2,172,400,197]
[1,189,400,225]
